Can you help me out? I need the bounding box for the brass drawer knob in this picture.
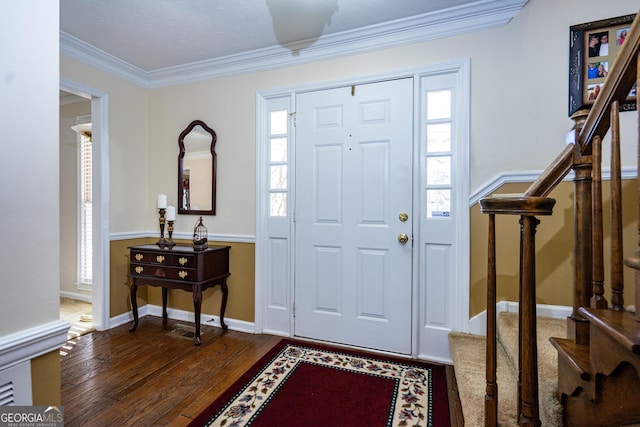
[156,255,165,263]
[178,271,188,279]
[135,266,143,274]
[179,257,188,266]
[135,254,143,261]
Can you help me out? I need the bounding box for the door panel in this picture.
[294,78,413,354]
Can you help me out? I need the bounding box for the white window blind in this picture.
[79,130,92,285]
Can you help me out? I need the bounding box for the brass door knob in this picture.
[399,212,409,222]
[398,233,409,245]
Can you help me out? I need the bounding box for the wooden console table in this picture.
[127,244,230,345]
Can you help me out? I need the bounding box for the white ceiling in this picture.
[60,0,528,87]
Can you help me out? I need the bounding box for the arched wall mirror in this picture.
[178,120,216,215]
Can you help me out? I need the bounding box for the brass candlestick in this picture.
[166,220,176,249]
[156,208,168,248]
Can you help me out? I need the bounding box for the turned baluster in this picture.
[610,101,625,311]
[485,213,498,426]
[518,215,541,426]
[624,57,640,321]
[591,135,607,308]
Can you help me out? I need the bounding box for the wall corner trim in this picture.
[0,320,70,371]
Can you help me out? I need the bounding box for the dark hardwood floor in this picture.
[61,315,462,426]
[60,316,281,426]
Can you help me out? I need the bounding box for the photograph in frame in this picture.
[568,13,636,116]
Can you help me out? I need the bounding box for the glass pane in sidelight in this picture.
[270,137,287,162]
[270,110,288,135]
[426,189,451,218]
[426,156,451,185]
[270,193,287,217]
[426,123,451,152]
[270,165,287,189]
[427,90,451,120]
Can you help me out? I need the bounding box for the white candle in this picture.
[157,194,167,209]
[166,205,176,221]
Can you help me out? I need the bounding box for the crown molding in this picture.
[60,32,149,87]
[60,0,527,89]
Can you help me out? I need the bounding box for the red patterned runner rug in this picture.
[188,339,450,427]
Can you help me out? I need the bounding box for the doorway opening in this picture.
[60,79,110,337]
[60,91,93,340]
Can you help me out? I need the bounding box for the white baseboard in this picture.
[60,290,92,303]
[109,304,256,334]
[468,301,572,336]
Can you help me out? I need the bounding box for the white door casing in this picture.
[294,79,414,354]
[60,78,110,332]
[417,71,470,362]
[256,61,470,362]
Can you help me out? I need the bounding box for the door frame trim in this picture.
[255,61,470,359]
[60,78,110,332]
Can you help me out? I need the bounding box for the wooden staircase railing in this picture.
[479,10,640,426]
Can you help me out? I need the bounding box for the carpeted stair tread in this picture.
[497,312,564,426]
[449,332,518,426]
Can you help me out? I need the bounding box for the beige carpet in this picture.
[449,312,565,426]
[60,297,94,340]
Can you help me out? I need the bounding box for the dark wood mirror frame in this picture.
[178,120,217,215]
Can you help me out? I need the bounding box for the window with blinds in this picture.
[78,131,92,286]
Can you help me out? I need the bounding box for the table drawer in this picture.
[130,264,196,281]
[130,251,196,268]
[172,254,196,268]
[131,251,171,265]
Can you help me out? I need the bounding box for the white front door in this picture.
[294,78,413,354]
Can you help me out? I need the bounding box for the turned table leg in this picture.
[129,281,139,332]
[162,287,168,319]
[220,279,229,330]
[193,284,202,345]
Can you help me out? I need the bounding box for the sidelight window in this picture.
[269,110,289,217]
[424,89,452,218]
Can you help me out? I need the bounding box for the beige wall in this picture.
[31,352,61,405]
[60,0,640,320]
[110,239,255,321]
[61,58,150,234]
[2,1,59,333]
[2,1,62,405]
[470,180,638,317]
[146,0,638,238]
